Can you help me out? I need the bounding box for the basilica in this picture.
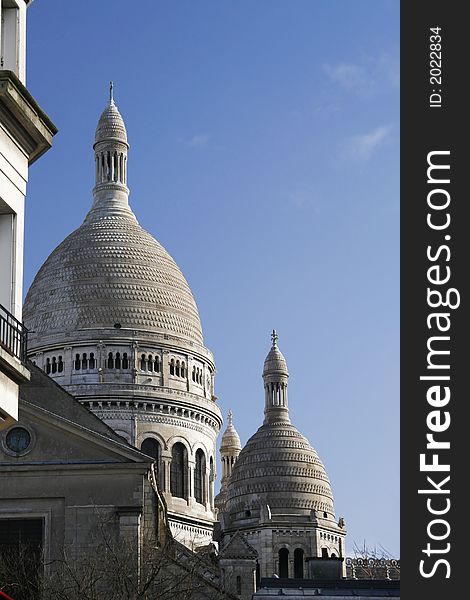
[0,90,398,599]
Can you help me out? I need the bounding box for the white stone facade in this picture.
[23,90,221,547]
[0,0,56,429]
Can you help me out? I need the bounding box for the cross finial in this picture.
[109,81,114,104]
[271,329,278,347]
[228,410,233,426]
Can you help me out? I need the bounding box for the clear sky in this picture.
[25,0,399,556]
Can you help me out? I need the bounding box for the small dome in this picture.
[220,411,241,452]
[225,420,335,518]
[263,330,288,376]
[94,96,127,145]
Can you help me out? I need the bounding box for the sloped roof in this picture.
[219,530,258,560]
[20,363,134,446]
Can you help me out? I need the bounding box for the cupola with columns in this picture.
[91,82,130,218]
[263,329,289,423]
[214,410,241,514]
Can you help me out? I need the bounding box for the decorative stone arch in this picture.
[190,440,210,458]
[136,430,167,451]
[166,434,192,457]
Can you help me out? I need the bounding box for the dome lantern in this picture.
[262,329,289,424]
[215,410,242,514]
[89,82,132,221]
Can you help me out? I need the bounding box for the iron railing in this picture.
[0,303,28,364]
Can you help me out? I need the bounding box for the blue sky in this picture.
[25,0,399,556]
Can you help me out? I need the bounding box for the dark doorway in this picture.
[294,548,304,578]
[279,547,289,578]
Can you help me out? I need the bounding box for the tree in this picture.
[0,519,234,600]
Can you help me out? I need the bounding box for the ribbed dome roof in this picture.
[225,419,335,517]
[23,211,204,344]
[94,87,127,145]
[263,329,288,376]
[220,411,241,452]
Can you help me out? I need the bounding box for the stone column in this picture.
[206,464,212,510]
[63,345,73,384]
[162,350,170,387]
[162,456,171,494]
[188,461,195,507]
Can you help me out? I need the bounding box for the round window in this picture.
[5,427,31,453]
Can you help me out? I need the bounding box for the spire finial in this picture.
[109,81,114,104]
[228,410,233,426]
[271,329,278,348]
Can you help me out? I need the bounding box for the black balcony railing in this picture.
[0,303,28,364]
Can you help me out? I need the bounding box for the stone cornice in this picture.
[0,70,57,164]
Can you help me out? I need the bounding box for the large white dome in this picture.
[23,211,204,345]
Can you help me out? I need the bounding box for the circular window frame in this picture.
[1,424,35,457]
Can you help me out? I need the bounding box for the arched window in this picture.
[45,358,51,374]
[140,354,147,370]
[141,437,160,459]
[51,357,57,374]
[279,548,289,578]
[58,356,64,373]
[170,442,187,499]
[294,548,304,579]
[122,352,129,369]
[89,353,96,369]
[175,360,180,377]
[107,352,114,369]
[194,449,206,504]
[82,353,88,370]
[148,354,154,371]
[74,354,81,370]
[330,552,337,558]
[170,359,175,375]
[181,362,186,378]
[321,548,329,558]
[141,438,164,489]
[236,576,242,595]
[154,356,160,373]
[115,352,121,369]
[192,366,196,382]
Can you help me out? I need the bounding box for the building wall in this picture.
[0,1,56,430]
[29,330,221,547]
